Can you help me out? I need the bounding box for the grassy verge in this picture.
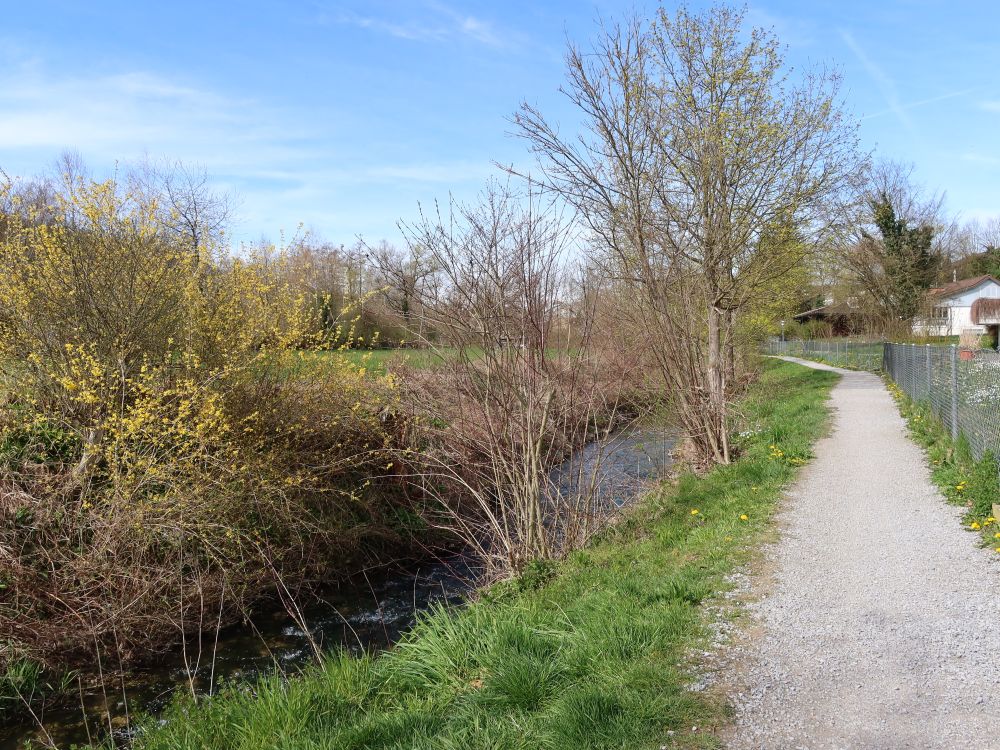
[885,379,1000,550]
[770,347,882,372]
[124,360,837,750]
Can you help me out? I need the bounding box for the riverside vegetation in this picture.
[123,360,837,750]
[4,3,867,743]
[0,174,405,727]
[0,172,641,737]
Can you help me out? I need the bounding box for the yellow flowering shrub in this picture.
[0,172,400,673]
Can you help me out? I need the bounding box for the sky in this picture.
[1,0,998,247]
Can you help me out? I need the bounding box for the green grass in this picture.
[337,348,464,371]
[124,359,838,750]
[0,647,73,725]
[287,347,466,375]
[294,346,572,375]
[885,379,1000,546]
[772,342,884,372]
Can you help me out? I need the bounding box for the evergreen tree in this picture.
[869,192,939,321]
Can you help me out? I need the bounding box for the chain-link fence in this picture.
[766,338,1000,464]
[764,338,884,371]
[883,343,1000,462]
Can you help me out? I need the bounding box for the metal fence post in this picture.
[908,343,913,395]
[950,344,959,440]
[926,344,931,399]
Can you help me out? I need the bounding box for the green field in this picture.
[338,347,464,371]
[123,359,836,750]
[284,347,465,375]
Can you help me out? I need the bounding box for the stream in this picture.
[1,425,675,749]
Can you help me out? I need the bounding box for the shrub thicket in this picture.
[0,174,400,698]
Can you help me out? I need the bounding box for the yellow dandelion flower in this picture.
[740,514,749,521]
[970,522,981,530]
[690,509,700,516]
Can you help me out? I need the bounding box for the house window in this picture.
[930,305,948,321]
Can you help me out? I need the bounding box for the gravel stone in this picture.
[725,358,1000,750]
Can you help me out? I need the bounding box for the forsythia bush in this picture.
[0,175,399,675]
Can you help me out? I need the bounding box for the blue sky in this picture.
[1,1,997,247]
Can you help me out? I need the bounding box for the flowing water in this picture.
[1,426,674,749]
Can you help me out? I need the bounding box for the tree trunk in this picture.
[73,426,105,487]
[706,303,730,464]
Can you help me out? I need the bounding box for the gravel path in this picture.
[726,357,1000,750]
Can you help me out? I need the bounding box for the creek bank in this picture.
[123,361,838,750]
[2,426,675,749]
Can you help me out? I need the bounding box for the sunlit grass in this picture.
[286,347,468,375]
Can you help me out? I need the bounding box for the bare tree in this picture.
[395,182,628,572]
[130,158,236,260]
[950,217,1000,281]
[509,6,858,465]
[971,218,1000,252]
[366,240,440,338]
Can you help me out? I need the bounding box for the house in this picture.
[913,274,1000,336]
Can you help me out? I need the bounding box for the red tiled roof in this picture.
[929,274,1000,299]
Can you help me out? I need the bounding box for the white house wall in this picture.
[951,282,1000,307]
[950,306,982,334]
[912,279,1000,336]
[913,307,983,337]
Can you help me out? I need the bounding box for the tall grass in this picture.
[124,359,837,750]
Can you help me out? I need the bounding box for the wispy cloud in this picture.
[861,88,977,121]
[0,61,270,160]
[0,49,496,241]
[839,29,914,134]
[323,1,516,50]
